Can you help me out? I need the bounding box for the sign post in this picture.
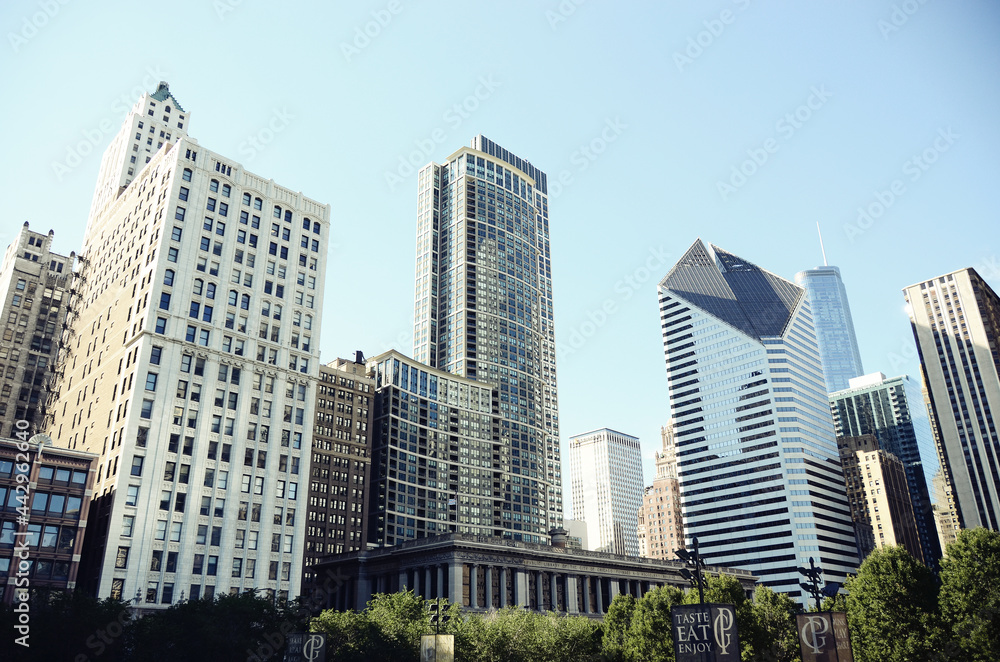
[671,603,740,662]
[285,633,326,662]
[797,612,853,662]
[420,634,455,662]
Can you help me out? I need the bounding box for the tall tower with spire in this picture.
[794,226,864,393]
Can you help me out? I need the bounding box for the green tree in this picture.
[845,545,940,662]
[747,586,800,662]
[601,593,637,661]
[938,527,1000,662]
[625,584,684,662]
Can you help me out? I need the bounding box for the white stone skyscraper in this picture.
[413,136,560,543]
[46,83,329,607]
[569,428,644,556]
[659,239,857,603]
[794,265,864,393]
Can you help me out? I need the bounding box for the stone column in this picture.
[535,571,544,611]
[485,566,494,609]
[355,561,371,611]
[566,575,579,615]
[610,578,621,601]
[398,569,408,593]
[596,577,604,615]
[582,576,591,614]
[449,561,464,605]
[469,563,478,609]
[515,568,528,607]
[413,566,421,597]
[437,565,445,601]
[424,567,433,599]
[550,573,559,612]
[499,567,509,608]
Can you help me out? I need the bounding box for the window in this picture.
[159,292,171,310]
[140,400,153,419]
[145,373,158,392]
[126,485,140,506]
[175,207,186,221]
[115,546,129,569]
[163,270,175,286]
[167,247,179,263]
[179,186,189,201]
[155,317,167,334]
[182,168,192,182]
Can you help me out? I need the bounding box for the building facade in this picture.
[659,240,857,603]
[569,428,644,556]
[0,224,74,438]
[313,531,757,615]
[794,266,864,393]
[837,434,923,562]
[904,269,1000,533]
[829,372,942,567]
[301,356,373,599]
[413,136,560,542]
[366,350,508,546]
[0,435,97,604]
[46,83,329,607]
[638,424,684,560]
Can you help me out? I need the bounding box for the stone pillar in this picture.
[469,564,478,609]
[449,561,464,605]
[515,568,528,607]
[566,575,579,615]
[485,566,494,610]
[398,569,408,593]
[596,577,604,615]
[582,576,591,614]
[535,571,544,611]
[425,567,433,599]
[499,567,508,608]
[550,573,558,612]
[413,566,421,597]
[355,561,371,611]
[437,565,445,601]
[610,578,621,601]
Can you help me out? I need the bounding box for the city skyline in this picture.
[3,1,998,513]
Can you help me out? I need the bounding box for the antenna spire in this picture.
[817,222,828,266]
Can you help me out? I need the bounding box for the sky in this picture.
[2,1,999,518]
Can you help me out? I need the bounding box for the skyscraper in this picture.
[413,136,559,542]
[837,434,923,562]
[829,372,942,567]
[659,239,857,602]
[637,423,684,559]
[794,265,864,392]
[46,83,329,606]
[903,268,1000,533]
[568,428,644,556]
[0,223,74,437]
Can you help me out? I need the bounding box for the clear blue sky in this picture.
[3,1,998,516]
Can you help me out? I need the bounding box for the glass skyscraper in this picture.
[413,136,560,542]
[904,269,1000,534]
[660,240,857,603]
[829,372,942,567]
[794,266,864,393]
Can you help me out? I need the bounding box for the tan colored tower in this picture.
[638,423,684,560]
[838,435,923,562]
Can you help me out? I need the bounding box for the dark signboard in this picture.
[671,603,740,662]
[285,633,326,662]
[797,612,853,662]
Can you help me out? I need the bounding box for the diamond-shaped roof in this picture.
[659,239,803,340]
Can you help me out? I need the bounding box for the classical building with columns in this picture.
[311,530,756,616]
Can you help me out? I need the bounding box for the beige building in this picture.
[838,435,922,562]
[0,224,74,438]
[46,82,329,608]
[638,423,684,559]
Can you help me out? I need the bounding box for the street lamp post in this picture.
[675,536,706,604]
